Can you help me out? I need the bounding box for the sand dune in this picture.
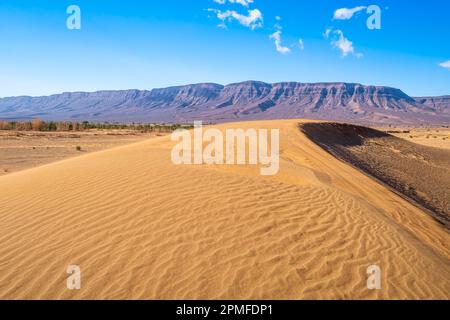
[301,123,450,228]
[0,120,448,299]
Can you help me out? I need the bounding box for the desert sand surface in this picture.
[0,119,449,300]
[301,123,450,228]
[386,128,450,150]
[0,130,161,176]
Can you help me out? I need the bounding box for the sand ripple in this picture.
[0,120,448,299]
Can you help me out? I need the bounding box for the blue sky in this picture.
[0,0,449,97]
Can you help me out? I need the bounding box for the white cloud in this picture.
[298,39,305,51]
[213,0,255,7]
[333,6,366,20]
[209,8,263,30]
[325,28,361,58]
[270,30,291,54]
[439,60,450,70]
[332,30,354,56]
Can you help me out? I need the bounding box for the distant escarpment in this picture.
[1,81,449,125]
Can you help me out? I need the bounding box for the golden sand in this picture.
[0,120,448,299]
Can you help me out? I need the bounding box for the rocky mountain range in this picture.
[1,81,449,125]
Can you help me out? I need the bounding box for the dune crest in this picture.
[0,120,448,299]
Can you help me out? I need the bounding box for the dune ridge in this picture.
[0,120,448,299]
[300,123,450,228]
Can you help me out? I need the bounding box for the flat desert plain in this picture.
[0,130,161,176]
[0,120,449,299]
[390,128,450,150]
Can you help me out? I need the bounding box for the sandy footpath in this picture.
[0,120,448,299]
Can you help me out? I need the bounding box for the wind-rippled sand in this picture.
[0,120,448,299]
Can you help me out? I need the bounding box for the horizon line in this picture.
[1,80,449,99]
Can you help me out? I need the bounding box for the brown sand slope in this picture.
[0,120,449,299]
[300,123,450,228]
